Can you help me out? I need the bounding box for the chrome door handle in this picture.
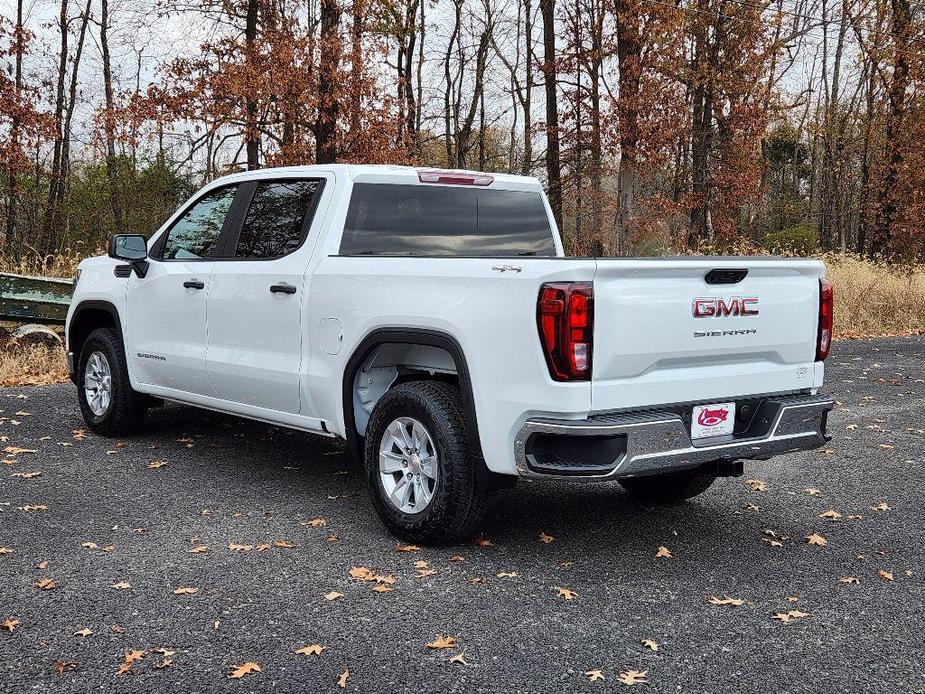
[492,264,523,273]
[270,283,297,294]
[183,280,205,290]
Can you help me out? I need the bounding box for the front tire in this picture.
[364,381,489,545]
[77,327,146,436]
[619,467,717,503]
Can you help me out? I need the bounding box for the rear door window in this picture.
[234,179,322,259]
[340,184,556,256]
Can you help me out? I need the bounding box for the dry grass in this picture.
[823,254,925,339]
[0,250,88,278]
[0,344,70,388]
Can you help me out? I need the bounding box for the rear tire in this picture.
[77,327,146,436]
[364,381,489,545]
[619,467,717,503]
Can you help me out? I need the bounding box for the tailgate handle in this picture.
[705,268,748,285]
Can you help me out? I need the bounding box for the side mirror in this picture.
[108,234,149,278]
[109,234,148,261]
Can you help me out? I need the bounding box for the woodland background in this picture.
[0,0,923,264]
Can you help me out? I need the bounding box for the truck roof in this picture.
[205,164,544,192]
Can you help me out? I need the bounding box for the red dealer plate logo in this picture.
[691,402,736,439]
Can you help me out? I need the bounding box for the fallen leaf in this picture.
[416,568,438,578]
[11,471,41,478]
[151,647,176,656]
[641,639,659,651]
[19,504,48,512]
[349,567,374,581]
[555,586,578,601]
[496,571,519,578]
[324,591,344,601]
[4,446,36,455]
[772,610,809,623]
[229,662,261,679]
[111,581,131,590]
[52,661,79,674]
[818,510,843,521]
[35,560,48,569]
[395,544,420,552]
[81,542,99,550]
[188,545,208,554]
[838,576,860,584]
[449,555,465,562]
[274,540,296,549]
[870,501,891,512]
[124,650,145,663]
[173,587,198,595]
[617,669,648,686]
[0,547,12,555]
[805,533,828,546]
[473,537,493,547]
[655,546,672,558]
[803,487,821,496]
[295,644,327,656]
[256,543,271,552]
[229,543,254,552]
[585,669,605,682]
[468,577,485,585]
[371,583,392,593]
[449,653,468,665]
[325,534,338,543]
[539,532,555,544]
[73,628,93,637]
[147,460,168,469]
[878,569,894,582]
[426,634,457,649]
[745,479,768,492]
[708,595,744,606]
[154,657,173,669]
[302,518,327,528]
[337,669,349,688]
[35,577,56,590]
[2,617,20,632]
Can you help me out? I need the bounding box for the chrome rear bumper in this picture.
[514,394,833,480]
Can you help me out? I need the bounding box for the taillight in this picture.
[537,282,594,381]
[816,278,833,361]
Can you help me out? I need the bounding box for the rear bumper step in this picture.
[514,394,833,480]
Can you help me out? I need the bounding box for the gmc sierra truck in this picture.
[66,165,834,543]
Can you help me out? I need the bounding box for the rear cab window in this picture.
[339,183,556,257]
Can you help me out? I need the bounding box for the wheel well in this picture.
[68,302,121,383]
[342,330,482,465]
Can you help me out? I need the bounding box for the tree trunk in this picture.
[521,0,533,175]
[316,0,341,164]
[41,0,70,254]
[540,0,562,231]
[456,30,490,168]
[100,0,124,233]
[689,0,718,247]
[614,0,642,252]
[244,0,260,170]
[4,0,24,251]
[874,0,910,256]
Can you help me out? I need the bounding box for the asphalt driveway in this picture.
[1,336,923,693]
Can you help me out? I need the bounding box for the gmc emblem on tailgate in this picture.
[692,297,759,318]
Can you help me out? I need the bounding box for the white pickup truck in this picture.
[66,164,834,543]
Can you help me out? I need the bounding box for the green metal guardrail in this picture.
[0,272,73,325]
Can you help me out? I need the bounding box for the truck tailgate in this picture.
[590,258,825,412]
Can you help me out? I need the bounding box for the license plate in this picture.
[691,402,736,439]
